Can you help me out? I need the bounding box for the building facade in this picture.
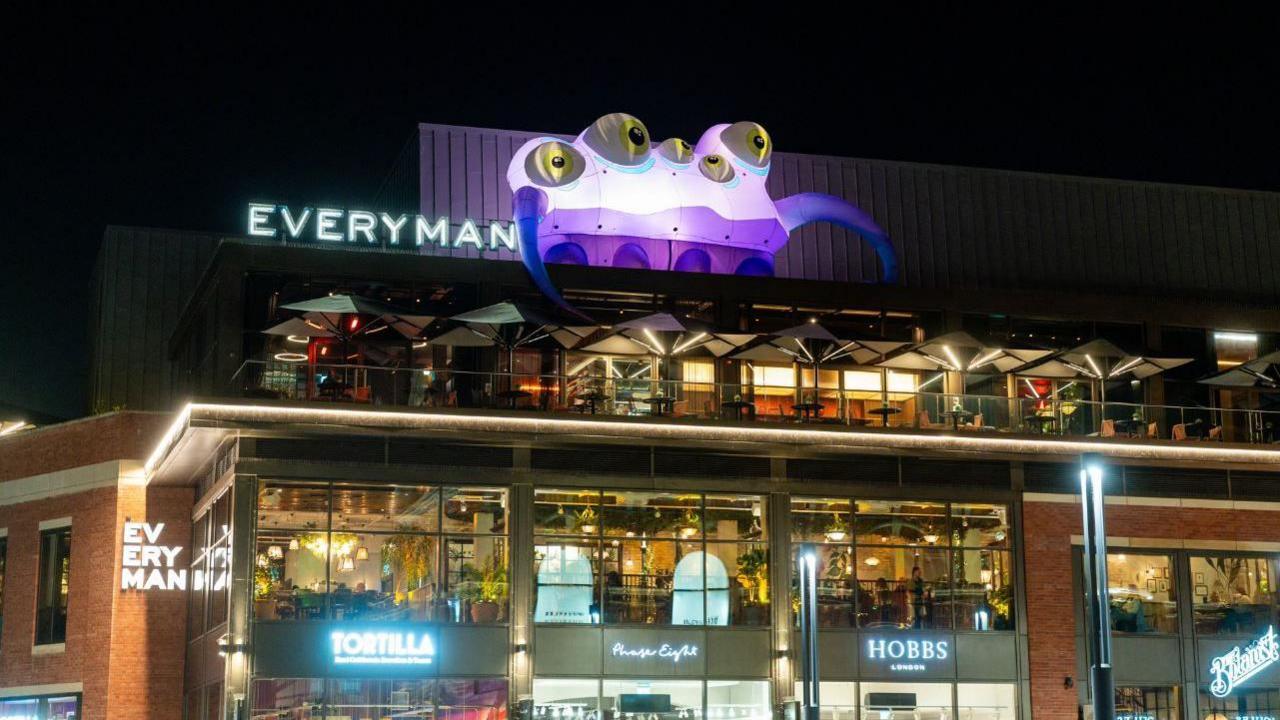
[2,118,1278,719]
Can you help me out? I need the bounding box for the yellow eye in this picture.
[583,112,652,166]
[525,141,585,187]
[699,154,734,183]
[720,121,772,168]
[657,138,693,164]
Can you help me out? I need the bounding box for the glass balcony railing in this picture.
[232,360,1280,446]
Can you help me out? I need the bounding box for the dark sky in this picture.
[4,8,1278,419]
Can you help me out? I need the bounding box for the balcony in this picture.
[233,360,1280,447]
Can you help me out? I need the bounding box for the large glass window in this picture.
[534,489,767,626]
[1190,554,1279,635]
[35,526,71,645]
[1115,686,1179,720]
[536,679,770,720]
[1198,686,1280,720]
[252,677,508,719]
[860,682,953,719]
[792,498,1013,630]
[255,480,508,624]
[1106,553,1177,634]
[793,682,1015,720]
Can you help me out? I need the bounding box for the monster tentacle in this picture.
[775,192,900,283]
[513,186,593,321]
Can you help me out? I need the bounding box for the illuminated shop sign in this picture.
[120,521,226,592]
[247,203,519,251]
[610,642,699,664]
[330,629,435,666]
[120,522,185,591]
[1210,626,1280,698]
[863,636,950,673]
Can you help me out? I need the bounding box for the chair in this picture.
[1172,423,1188,441]
[352,386,371,403]
[1147,421,1159,439]
[918,411,944,430]
[1208,425,1223,441]
[1100,419,1116,438]
[961,413,985,430]
[671,400,688,417]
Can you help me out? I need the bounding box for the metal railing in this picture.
[232,360,1280,446]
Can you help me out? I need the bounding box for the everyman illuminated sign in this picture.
[1210,625,1280,698]
[120,522,227,591]
[247,203,519,251]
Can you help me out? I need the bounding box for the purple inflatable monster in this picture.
[507,113,898,315]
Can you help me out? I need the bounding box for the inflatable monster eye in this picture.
[720,121,772,168]
[657,138,694,164]
[524,141,586,187]
[699,154,734,183]
[583,113,652,166]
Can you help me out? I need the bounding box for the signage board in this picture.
[330,628,435,667]
[247,203,518,251]
[1209,626,1280,698]
[609,641,699,664]
[861,634,951,674]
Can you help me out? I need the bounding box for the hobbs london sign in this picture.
[1210,626,1280,698]
[864,636,949,673]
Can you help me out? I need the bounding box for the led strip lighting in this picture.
[145,402,1280,478]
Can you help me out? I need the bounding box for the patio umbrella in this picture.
[732,321,906,404]
[1198,350,1280,390]
[877,331,1053,373]
[280,294,436,340]
[580,313,735,359]
[1013,338,1193,405]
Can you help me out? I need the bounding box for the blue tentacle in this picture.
[774,192,899,283]
[513,186,593,321]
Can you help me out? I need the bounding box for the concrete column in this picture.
[509,482,535,700]
[768,490,794,705]
[223,473,257,720]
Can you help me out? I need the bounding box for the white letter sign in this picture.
[1210,626,1280,698]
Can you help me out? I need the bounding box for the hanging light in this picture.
[256,553,269,568]
[267,545,284,559]
[824,529,846,542]
[922,533,940,545]
[289,537,300,551]
[339,556,355,572]
[355,546,369,561]
[863,556,880,567]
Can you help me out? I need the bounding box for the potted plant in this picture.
[460,555,508,623]
[573,506,599,535]
[735,547,770,625]
[254,563,278,620]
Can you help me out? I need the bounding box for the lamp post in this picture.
[797,543,820,720]
[1080,453,1116,720]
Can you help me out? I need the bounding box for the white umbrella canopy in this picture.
[449,301,598,351]
[278,294,435,339]
[877,331,1053,373]
[261,316,337,338]
[583,313,756,359]
[755,322,906,366]
[1199,350,1280,389]
[1014,338,1193,381]
[427,326,496,348]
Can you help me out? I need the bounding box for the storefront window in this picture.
[792,498,1014,630]
[534,489,767,626]
[860,682,953,719]
[1190,554,1279,635]
[1198,686,1280,720]
[252,678,508,719]
[1107,553,1178,634]
[535,680,769,720]
[255,480,508,624]
[1115,686,1180,720]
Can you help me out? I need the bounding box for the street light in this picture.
[796,543,820,720]
[1080,453,1115,720]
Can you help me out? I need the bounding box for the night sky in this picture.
[4,8,1278,420]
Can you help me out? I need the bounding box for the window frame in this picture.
[35,525,72,646]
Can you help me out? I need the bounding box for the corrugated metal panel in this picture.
[415,122,1280,304]
[88,227,218,412]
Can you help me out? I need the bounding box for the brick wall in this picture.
[0,411,171,482]
[0,411,193,719]
[1023,499,1280,719]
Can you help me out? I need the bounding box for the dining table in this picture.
[866,405,901,427]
